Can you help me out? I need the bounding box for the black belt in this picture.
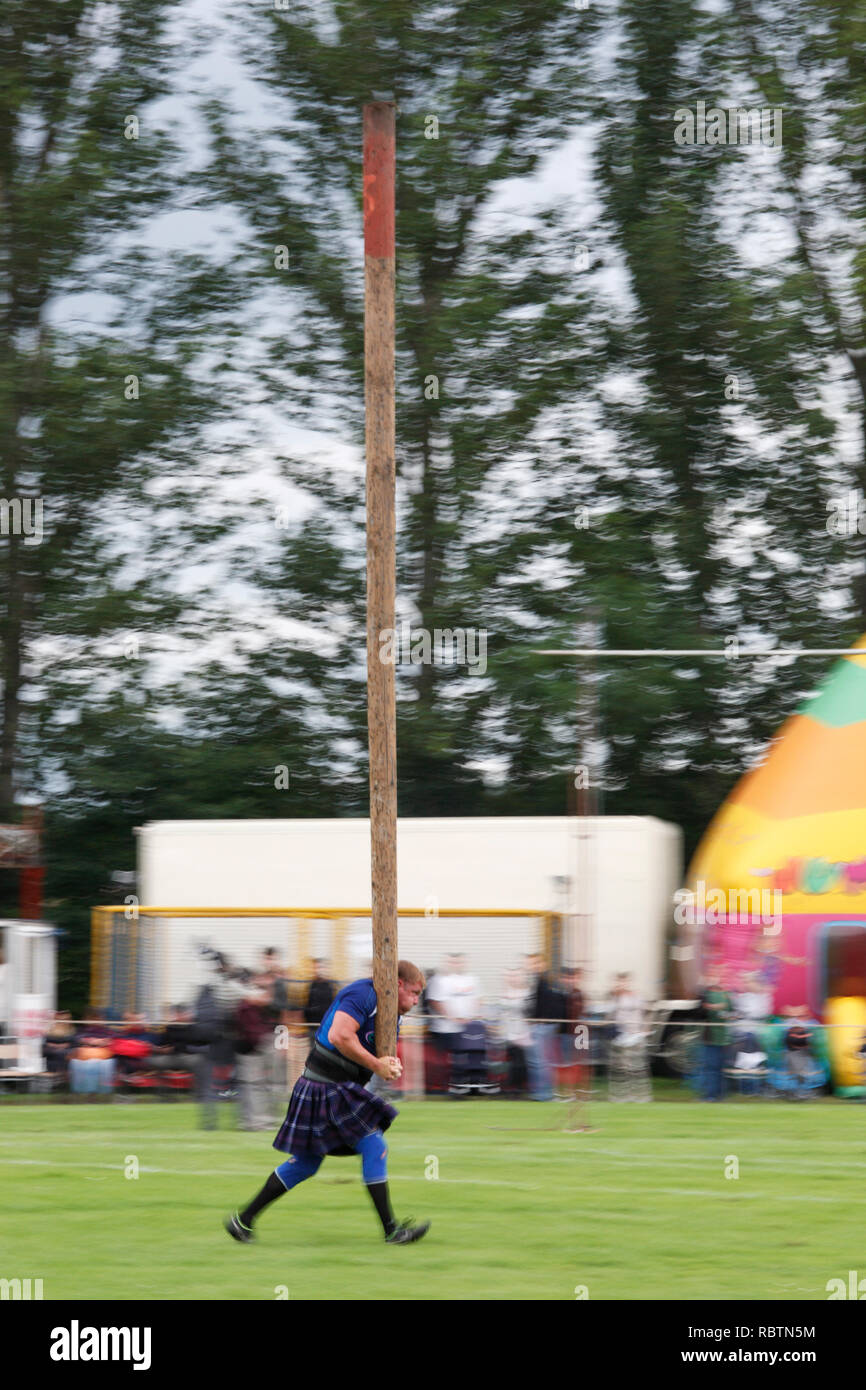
[302,1039,371,1086]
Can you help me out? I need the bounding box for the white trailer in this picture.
[0,919,57,1075]
[130,816,682,1010]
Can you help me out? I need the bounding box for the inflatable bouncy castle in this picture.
[684,636,866,1094]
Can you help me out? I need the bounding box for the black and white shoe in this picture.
[225,1213,254,1243]
[386,1218,431,1245]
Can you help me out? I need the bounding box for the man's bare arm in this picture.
[328,1010,401,1079]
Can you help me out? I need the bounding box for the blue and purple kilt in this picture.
[273,1077,399,1157]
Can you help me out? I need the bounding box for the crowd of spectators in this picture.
[7,941,844,1109]
[696,958,827,1100]
[20,951,609,1109]
[421,952,591,1099]
[418,954,645,1100]
[24,948,330,1127]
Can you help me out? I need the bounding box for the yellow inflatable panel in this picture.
[825,996,866,1090]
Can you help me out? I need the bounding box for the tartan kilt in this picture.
[273,1077,398,1157]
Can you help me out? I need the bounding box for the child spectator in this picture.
[111,1012,159,1082]
[784,1011,816,1098]
[732,1031,767,1095]
[44,1011,75,1082]
[68,1018,116,1094]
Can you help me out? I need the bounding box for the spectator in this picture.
[303,959,336,1028]
[193,959,245,1130]
[260,949,291,1111]
[498,967,531,1095]
[44,1011,75,1081]
[235,982,276,1131]
[751,934,807,993]
[784,1008,816,1099]
[427,953,479,1050]
[427,954,482,1094]
[524,953,561,1102]
[156,1004,200,1061]
[699,965,735,1102]
[68,1017,116,1095]
[419,967,436,1016]
[609,973,644,1042]
[732,1031,767,1095]
[558,967,588,1098]
[111,1012,159,1083]
[607,973,650,1102]
[734,971,772,1034]
[560,967,586,1046]
[449,954,481,1024]
[261,949,290,1018]
[149,1005,206,1094]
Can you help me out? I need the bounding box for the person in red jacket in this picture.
[112,1012,158,1083]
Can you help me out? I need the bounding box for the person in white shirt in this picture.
[608,972,650,1102]
[610,973,645,1046]
[427,955,481,1040]
[498,967,532,1095]
[734,972,772,1035]
[499,968,532,1047]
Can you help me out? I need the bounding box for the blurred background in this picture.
[0,0,864,1024]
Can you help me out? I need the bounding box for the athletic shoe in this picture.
[386,1218,431,1245]
[225,1213,254,1243]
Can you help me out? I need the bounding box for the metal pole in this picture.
[535,647,866,658]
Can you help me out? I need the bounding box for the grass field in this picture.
[1,1095,864,1300]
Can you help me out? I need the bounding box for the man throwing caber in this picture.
[225,960,431,1245]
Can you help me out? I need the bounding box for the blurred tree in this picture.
[206,0,605,815]
[199,0,862,853]
[15,0,866,1018]
[41,669,349,1014]
[578,0,852,851]
[729,0,866,618]
[0,0,244,817]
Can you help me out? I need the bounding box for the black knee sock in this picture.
[365,1181,397,1236]
[239,1171,286,1228]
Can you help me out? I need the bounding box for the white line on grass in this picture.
[3,1134,866,1179]
[0,1157,542,1190]
[0,1157,860,1202]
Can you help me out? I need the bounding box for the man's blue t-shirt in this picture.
[315,978,401,1058]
